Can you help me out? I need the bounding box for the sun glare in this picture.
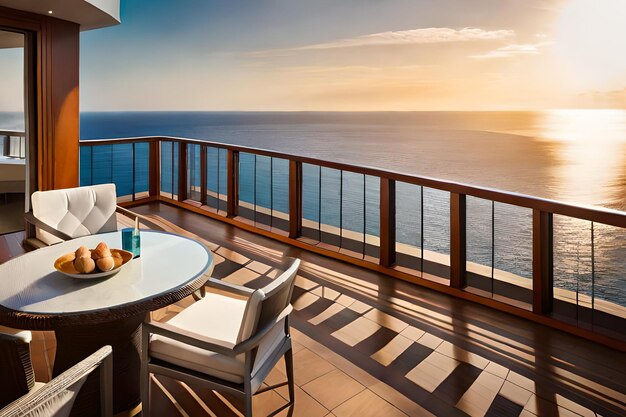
[554,0,626,90]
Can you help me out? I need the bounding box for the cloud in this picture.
[252,27,514,56]
[470,42,551,59]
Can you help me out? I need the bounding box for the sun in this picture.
[554,0,626,90]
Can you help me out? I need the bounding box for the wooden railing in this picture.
[79,136,626,350]
[0,130,26,159]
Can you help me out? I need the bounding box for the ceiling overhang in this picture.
[0,0,120,31]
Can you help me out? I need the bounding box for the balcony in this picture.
[2,200,625,416]
[78,136,626,347]
[1,135,624,416]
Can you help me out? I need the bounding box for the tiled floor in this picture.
[1,202,625,416]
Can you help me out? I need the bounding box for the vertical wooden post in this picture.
[380,178,396,267]
[289,160,303,239]
[450,193,467,289]
[227,149,239,217]
[148,140,160,198]
[200,145,207,205]
[177,142,188,202]
[533,210,554,314]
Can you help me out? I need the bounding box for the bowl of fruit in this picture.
[54,242,133,279]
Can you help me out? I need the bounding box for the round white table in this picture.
[0,230,213,416]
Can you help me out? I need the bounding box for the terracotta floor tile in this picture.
[473,370,505,394]
[370,334,414,366]
[523,394,580,417]
[368,381,436,417]
[555,394,596,417]
[399,325,426,342]
[364,308,409,332]
[222,267,261,285]
[309,303,347,326]
[406,358,457,393]
[416,332,443,350]
[331,317,381,347]
[435,341,489,369]
[301,369,365,410]
[293,292,320,311]
[294,275,320,290]
[346,300,372,314]
[499,380,533,407]
[274,386,329,417]
[216,247,250,264]
[332,389,407,417]
[311,286,342,301]
[292,348,336,386]
[335,294,356,307]
[506,371,536,393]
[484,361,509,379]
[246,260,272,274]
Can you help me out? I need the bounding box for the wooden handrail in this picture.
[0,130,26,137]
[79,136,626,227]
[79,135,626,349]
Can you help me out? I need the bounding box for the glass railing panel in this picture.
[186,143,201,202]
[79,146,93,186]
[493,202,532,306]
[160,141,179,200]
[423,187,450,280]
[237,154,289,232]
[91,144,113,188]
[320,167,342,249]
[466,196,493,294]
[340,171,366,258]
[133,142,150,199]
[365,175,380,260]
[271,157,289,232]
[395,181,423,273]
[302,163,322,242]
[554,216,626,338]
[111,143,133,202]
[395,183,450,281]
[466,197,532,307]
[592,222,626,338]
[205,146,226,213]
[238,152,256,219]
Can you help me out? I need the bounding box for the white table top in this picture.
[0,230,212,316]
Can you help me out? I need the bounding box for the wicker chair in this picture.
[0,345,113,417]
[141,258,300,417]
[0,330,36,409]
[24,183,163,250]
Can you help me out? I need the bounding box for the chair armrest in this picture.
[233,306,293,354]
[24,211,73,241]
[145,320,235,356]
[0,331,35,408]
[206,278,256,297]
[0,346,113,417]
[115,206,166,232]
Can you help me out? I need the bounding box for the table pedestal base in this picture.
[54,314,144,417]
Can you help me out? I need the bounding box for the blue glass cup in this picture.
[121,228,141,258]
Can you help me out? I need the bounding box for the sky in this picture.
[3,0,626,111]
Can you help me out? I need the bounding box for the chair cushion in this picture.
[31,184,117,245]
[150,292,248,383]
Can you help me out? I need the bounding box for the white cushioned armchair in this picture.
[24,184,162,249]
[141,258,300,417]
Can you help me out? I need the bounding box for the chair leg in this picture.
[284,348,295,404]
[140,326,150,416]
[244,392,253,417]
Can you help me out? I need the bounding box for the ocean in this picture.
[1,110,625,307]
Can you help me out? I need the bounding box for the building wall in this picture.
[0,5,79,192]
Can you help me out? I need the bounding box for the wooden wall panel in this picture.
[40,17,80,190]
[0,6,80,192]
